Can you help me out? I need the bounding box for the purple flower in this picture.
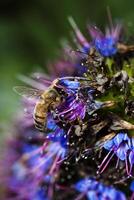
[1,111,68,200]
[88,24,121,57]
[69,16,122,58]
[57,78,97,121]
[54,79,104,123]
[74,178,126,200]
[47,44,86,77]
[5,137,67,199]
[99,132,134,175]
[55,94,86,122]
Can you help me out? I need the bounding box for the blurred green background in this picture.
[0,0,134,124]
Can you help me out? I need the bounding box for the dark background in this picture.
[0,0,134,124]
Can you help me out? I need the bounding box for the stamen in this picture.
[99,150,115,173]
[49,153,61,175]
[125,153,129,175]
[21,147,42,161]
[129,164,133,176]
[48,182,54,200]
[116,157,120,168]
[31,151,56,173]
[75,191,87,200]
[131,192,134,200]
[58,99,77,115]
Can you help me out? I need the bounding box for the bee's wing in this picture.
[13,86,43,99]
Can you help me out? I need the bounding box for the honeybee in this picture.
[14,83,61,132]
[13,76,91,132]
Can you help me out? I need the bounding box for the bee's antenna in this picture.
[106,6,113,30]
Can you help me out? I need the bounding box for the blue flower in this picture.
[33,188,49,200]
[5,113,68,200]
[75,178,94,192]
[55,79,109,123]
[54,79,88,122]
[99,132,134,175]
[88,24,121,57]
[54,78,98,123]
[69,17,122,58]
[74,178,126,200]
[130,181,134,200]
[130,181,134,192]
[95,37,117,56]
[58,79,80,91]
[8,136,67,199]
[56,94,86,122]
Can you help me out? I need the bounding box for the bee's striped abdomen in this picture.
[34,114,46,132]
[33,100,47,132]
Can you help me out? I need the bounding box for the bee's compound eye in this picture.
[48,89,58,99]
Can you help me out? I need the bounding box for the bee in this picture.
[13,76,92,132]
[14,81,61,132]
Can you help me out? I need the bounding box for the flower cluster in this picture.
[99,132,134,175]
[74,178,126,200]
[1,113,68,199]
[69,16,121,57]
[1,16,134,200]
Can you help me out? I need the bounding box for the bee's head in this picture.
[47,89,59,99]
